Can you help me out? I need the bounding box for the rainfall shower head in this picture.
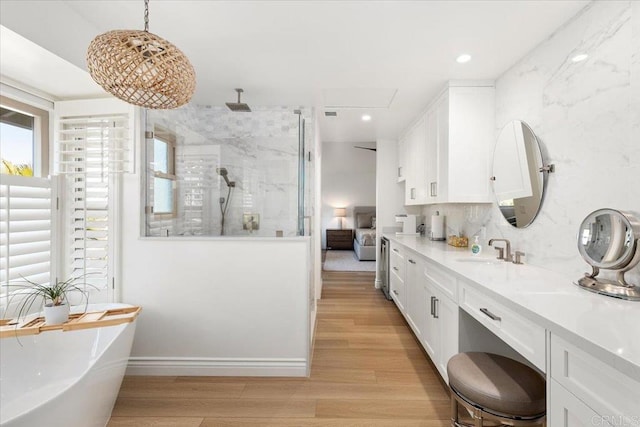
[216,167,236,187]
[225,88,251,112]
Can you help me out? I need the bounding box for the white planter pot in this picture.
[43,303,70,325]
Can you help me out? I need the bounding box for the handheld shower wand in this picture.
[216,167,236,235]
[216,167,236,187]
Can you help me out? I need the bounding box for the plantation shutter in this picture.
[0,176,57,297]
[55,98,134,299]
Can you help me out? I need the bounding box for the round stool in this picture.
[447,352,546,427]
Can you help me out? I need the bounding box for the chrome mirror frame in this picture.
[490,120,553,229]
[576,209,640,301]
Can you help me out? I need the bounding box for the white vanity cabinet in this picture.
[389,243,406,311]
[549,334,640,427]
[390,248,459,383]
[422,260,459,382]
[386,235,640,426]
[404,254,425,338]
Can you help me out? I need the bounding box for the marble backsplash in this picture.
[146,105,313,237]
[422,1,640,285]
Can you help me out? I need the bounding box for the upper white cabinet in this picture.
[398,81,495,205]
[403,117,428,205]
[435,83,495,203]
[424,108,438,203]
[397,136,407,182]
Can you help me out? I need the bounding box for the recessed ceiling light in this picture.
[456,54,472,64]
[362,114,372,122]
[571,53,589,62]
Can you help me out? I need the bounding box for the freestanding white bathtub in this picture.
[0,303,138,427]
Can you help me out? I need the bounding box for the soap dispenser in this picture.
[471,236,482,255]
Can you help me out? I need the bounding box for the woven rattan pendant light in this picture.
[87,0,196,109]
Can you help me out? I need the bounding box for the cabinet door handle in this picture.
[430,182,438,197]
[392,248,399,253]
[408,259,416,264]
[480,308,501,321]
[398,167,402,177]
[433,298,439,319]
[393,266,399,271]
[393,290,399,296]
[411,188,416,199]
[430,296,435,316]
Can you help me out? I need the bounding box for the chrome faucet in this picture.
[489,238,513,262]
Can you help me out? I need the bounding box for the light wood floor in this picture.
[108,271,451,426]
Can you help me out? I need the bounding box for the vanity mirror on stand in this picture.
[576,208,640,301]
[491,120,553,228]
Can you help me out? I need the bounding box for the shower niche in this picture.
[143,106,311,237]
[243,214,260,232]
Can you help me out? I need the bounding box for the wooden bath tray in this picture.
[0,306,141,338]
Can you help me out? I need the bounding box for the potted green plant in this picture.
[8,276,96,325]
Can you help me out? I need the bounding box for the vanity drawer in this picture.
[390,269,406,311]
[459,281,546,371]
[390,245,405,281]
[550,333,640,425]
[424,259,457,302]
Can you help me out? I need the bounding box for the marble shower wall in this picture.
[423,1,640,284]
[146,105,313,237]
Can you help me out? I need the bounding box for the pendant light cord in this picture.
[144,0,149,32]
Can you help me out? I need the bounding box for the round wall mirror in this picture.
[576,209,640,300]
[491,120,546,228]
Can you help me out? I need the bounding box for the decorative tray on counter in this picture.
[0,306,142,338]
[448,235,469,248]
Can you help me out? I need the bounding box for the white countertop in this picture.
[384,233,640,381]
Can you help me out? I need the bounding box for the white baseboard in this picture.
[126,357,308,377]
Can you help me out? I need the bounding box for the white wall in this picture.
[321,141,376,248]
[421,1,640,284]
[375,139,406,286]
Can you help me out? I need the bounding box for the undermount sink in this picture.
[455,258,504,265]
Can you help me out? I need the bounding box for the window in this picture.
[0,94,53,316]
[151,129,176,218]
[0,96,49,177]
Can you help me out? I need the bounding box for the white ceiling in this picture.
[0,0,588,143]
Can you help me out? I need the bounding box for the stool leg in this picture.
[473,408,484,427]
[450,392,459,426]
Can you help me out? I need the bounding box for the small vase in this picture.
[43,303,70,325]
